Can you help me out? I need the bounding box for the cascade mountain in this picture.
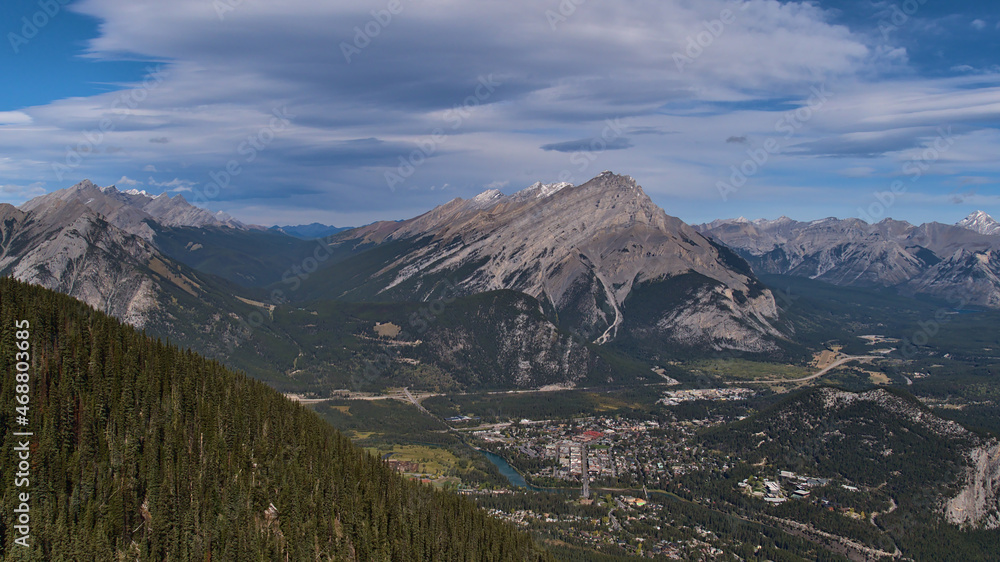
[303,172,783,352]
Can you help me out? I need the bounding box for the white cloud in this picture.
[0,0,996,226]
[484,180,509,190]
[146,177,196,191]
[0,182,47,203]
[115,175,141,186]
[971,19,987,30]
[0,111,32,125]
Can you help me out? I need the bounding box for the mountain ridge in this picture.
[698,212,1000,308]
[19,179,253,241]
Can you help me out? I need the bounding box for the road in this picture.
[402,387,433,415]
[735,354,881,385]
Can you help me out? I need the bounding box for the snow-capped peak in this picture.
[125,188,151,197]
[957,210,1000,236]
[473,189,504,203]
[464,189,506,210]
[514,181,573,200]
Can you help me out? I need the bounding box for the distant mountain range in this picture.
[271,223,351,239]
[697,211,1000,308]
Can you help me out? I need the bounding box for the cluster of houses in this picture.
[657,388,755,406]
[543,438,616,478]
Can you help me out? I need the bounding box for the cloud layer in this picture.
[0,0,998,226]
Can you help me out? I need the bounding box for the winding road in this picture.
[730,354,882,385]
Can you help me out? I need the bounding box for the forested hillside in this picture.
[0,278,551,561]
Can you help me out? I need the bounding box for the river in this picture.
[479,450,579,494]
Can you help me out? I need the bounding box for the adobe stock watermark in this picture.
[553,118,629,185]
[189,106,295,208]
[384,74,501,191]
[717,84,832,202]
[7,0,71,54]
[878,0,929,40]
[51,66,170,182]
[857,126,954,224]
[546,0,589,30]
[340,0,410,63]
[673,4,747,72]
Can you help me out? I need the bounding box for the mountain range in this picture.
[697,211,1000,308]
[3,175,999,392]
[271,222,351,239]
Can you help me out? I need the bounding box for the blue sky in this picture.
[1,0,998,227]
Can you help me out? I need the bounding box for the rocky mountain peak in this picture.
[511,181,573,201]
[342,172,782,350]
[19,179,250,239]
[957,210,1000,236]
[589,171,639,192]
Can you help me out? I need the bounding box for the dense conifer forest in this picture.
[0,278,551,561]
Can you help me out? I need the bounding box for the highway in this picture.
[737,354,882,385]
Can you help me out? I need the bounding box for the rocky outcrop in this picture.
[946,442,1000,529]
[904,249,1000,308]
[0,202,161,326]
[413,291,595,389]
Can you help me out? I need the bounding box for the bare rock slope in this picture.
[698,212,1000,308]
[325,172,783,351]
[20,179,248,241]
[946,441,1000,530]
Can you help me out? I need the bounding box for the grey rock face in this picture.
[20,179,249,241]
[1,194,252,368]
[957,210,1000,236]
[0,202,160,326]
[904,249,1000,308]
[346,172,782,351]
[699,215,1000,307]
[946,441,1000,530]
